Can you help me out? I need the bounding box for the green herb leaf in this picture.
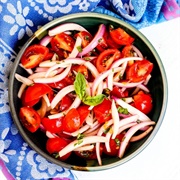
[118,106,129,114]
[74,133,84,146]
[83,94,106,106]
[74,72,86,100]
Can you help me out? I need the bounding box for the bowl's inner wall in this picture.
[10,14,164,169]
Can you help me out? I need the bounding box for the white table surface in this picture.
[73,17,180,180]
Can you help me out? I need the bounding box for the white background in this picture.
[73,17,180,180]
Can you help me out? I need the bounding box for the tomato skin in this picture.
[46,137,71,161]
[74,31,93,48]
[93,99,112,124]
[23,83,52,106]
[19,107,41,133]
[103,133,125,156]
[111,86,129,98]
[21,44,49,69]
[62,108,81,133]
[48,79,68,89]
[96,49,121,73]
[126,59,153,82]
[51,32,75,52]
[59,95,73,112]
[41,117,63,133]
[133,91,153,114]
[110,27,134,45]
[77,105,90,125]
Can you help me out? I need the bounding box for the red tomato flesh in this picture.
[126,59,153,82]
[21,44,49,69]
[19,107,41,133]
[133,91,153,114]
[46,137,71,161]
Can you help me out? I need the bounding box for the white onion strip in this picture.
[33,65,71,84]
[51,85,74,109]
[48,23,88,37]
[111,99,120,139]
[59,136,107,157]
[113,81,144,88]
[48,96,81,119]
[70,124,90,137]
[118,121,155,158]
[73,145,94,151]
[15,73,33,85]
[68,36,82,58]
[96,120,113,165]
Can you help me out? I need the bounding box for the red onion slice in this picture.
[59,136,107,157]
[33,65,71,84]
[48,23,88,36]
[114,98,151,121]
[39,35,52,46]
[118,121,155,158]
[51,84,74,109]
[78,24,106,57]
[130,126,154,142]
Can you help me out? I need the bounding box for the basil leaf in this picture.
[83,94,105,106]
[74,72,86,100]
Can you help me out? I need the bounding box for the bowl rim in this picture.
[8,12,168,171]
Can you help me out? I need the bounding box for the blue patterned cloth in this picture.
[0,0,179,180]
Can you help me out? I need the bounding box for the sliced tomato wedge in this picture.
[46,137,71,161]
[42,117,63,133]
[19,107,41,133]
[93,98,112,124]
[21,44,49,69]
[96,49,121,73]
[133,91,153,114]
[62,108,81,133]
[126,59,153,82]
[110,26,134,45]
[22,83,52,106]
[51,32,75,52]
[74,31,93,48]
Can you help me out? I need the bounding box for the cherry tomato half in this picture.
[51,32,75,52]
[103,133,125,156]
[46,137,71,161]
[21,44,49,69]
[62,108,81,133]
[74,31,93,48]
[96,49,121,73]
[77,105,90,125]
[41,117,63,133]
[110,27,134,45]
[19,107,41,133]
[126,59,153,82]
[111,86,129,98]
[22,83,52,107]
[93,98,112,124]
[133,91,153,114]
[59,95,73,112]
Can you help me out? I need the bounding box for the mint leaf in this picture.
[83,94,105,106]
[74,72,86,100]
